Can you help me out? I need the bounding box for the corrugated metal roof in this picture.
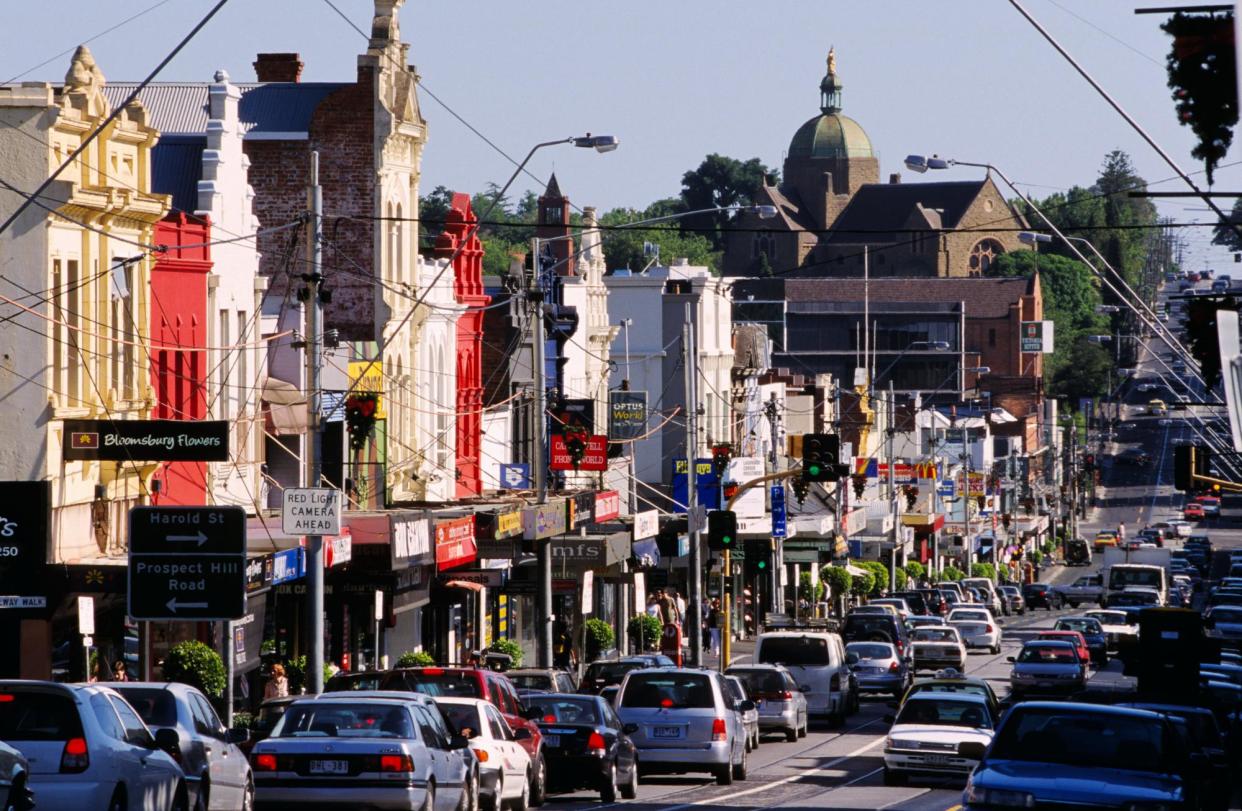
[104,82,347,136]
[150,135,205,213]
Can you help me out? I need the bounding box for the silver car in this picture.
[616,668,750,786]
[250,691,476,811]
[1007,640,1086,699]
[725,665,807,743]
[0,740,31,811]
[107,682,252,811]
[845,641,910,698]
[723,676,760,751]
[947,608,1002,654]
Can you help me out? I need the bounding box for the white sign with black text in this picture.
[282,488,341,535]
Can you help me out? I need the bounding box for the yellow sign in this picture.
[348,360,386,419]
[494,510,523,539]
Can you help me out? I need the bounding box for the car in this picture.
[522,693,636,803]
[1092,530,1119,551]
[507,669,576,696]
[1008,640,1087,701]
[914,589,949,616]
[891,591,931,616]
[909,625,967,673]
[1185,502,1206,520]
[1167,519,1194,538]
[868,598,913,619]
[322,671,386,692]
[250,691,476,811]
[1116,448,1151,466]
[1064,538,1092,566]
[845,641,910,698]
[882,693,994,786]
[615,668,749,785]
[1118,702,1233,811]
[962,702,1193,810]
[351,666,548,804]
[903,670,1002,722]
[724,665,808,743]
[1198,495,1222,516]
[1205,605,1242,644]
[996,585,1026,615]
[597,686,619,708]
[0,740,31,811]
[243,696,297,755]
[947,608,1001,654]
[1083,609,1138,650]
[1150,399,1169,415]
[907,615,947,630]
[1021,582,1061,610]
[1051,618,1108,666]
[722,676,760,751]
[938,590,963,610]
[755,630,858,724]
[435,697,534,810]
[1137,382,1161,392]
[1053,574,1105,608]
[842,612,910,654]
[847,604,902,619]
[0,680,186,811]
[106,681,252,811]
[579,659,658,695]
[960,578,1005,618]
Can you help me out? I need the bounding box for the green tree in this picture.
[1182,294,1240,389]
[970,563,996,580]
[1212,198,1242,252]
[849,569,875,597]
[1049,336,1115,403]
[940,565,964,582]
[162,641,226,698]
[821,565,852,598]
[584,618,615,660]
[629,614,662,651]
[799,572,826,602]
[679,154,778,251]
[599,205,719,273]
[396,650,435,667]
[903,561,925,582]
[488,638,523,668]
[418,184,454,251]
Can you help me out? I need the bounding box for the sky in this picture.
[5,0,1238,271]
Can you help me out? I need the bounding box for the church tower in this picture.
[537,173,575,276]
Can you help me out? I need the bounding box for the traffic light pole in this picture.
[683,308,703,667]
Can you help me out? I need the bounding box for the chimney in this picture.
[254,53,303,83]
[889,172,902,184]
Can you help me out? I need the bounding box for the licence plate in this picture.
[541,734,560,748]
[652,726,682,739]
[309,759,349,775]
[923,754,950,765]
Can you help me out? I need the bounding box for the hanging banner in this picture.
[434,516,477,571]
[608,391,648,441]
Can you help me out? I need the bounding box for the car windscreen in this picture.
[525,696,601,724]
[1109,568,1162,591]
[583,662,642,683]
[910,682,988,701]
[273,703,415,738]
[437,703,483,737]
[384,671,481,698]
[325,673,385,692]
[988,709,1172,773]
[895,698,990,729]
[1018,645,1077,664]
[509,674,553,690]
[1210,607,1242,624]
[1056,619,1101,635]
[846,643,893,660]
[0,690,83,740]
[758,636,831,666]
[949,611,988,622]
[913,628,958,643]
[620,673,715,709]
[112,687,178,727]
[727,669,791,694]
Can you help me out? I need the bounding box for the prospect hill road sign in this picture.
[128,506,246,621]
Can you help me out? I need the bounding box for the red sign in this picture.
[549,434,608,471]
[434,516,477,572]
[594,490,621,523]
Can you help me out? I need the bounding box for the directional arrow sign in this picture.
[128,506,246,621]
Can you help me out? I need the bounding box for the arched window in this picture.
[968,239,1004,276]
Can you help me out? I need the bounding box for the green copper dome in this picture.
[788,113,874,160]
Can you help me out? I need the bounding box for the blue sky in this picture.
[6,0,1238,269]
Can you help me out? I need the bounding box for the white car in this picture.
[1084,609,1137,650]
[947,608,1002,654]
[882,693,995,785]
[0,680,185,811]
[910,626,967,672]
[435,697,531,811]
[0,740,31,811]
[1167,519,1193,538]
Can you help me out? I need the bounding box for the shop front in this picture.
[902,513,945,570]
[505,500,566,664]
[475,505,524,650]
[425,514,479,665]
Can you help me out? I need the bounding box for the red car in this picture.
[1036,630,1090,666]
[1184,503,1206,521]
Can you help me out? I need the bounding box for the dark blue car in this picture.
[962,703,1195,810]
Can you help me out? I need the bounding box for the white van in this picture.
[753,631,857,725]
[960,577,1003,616]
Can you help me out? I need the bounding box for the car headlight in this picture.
[1011,671,1034,680]
[885,737,919,751]
[964,784,1035,807]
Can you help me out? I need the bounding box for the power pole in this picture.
[683,304,702,667]
[531,237,553,669]
[305,152,326,695]
[764,393,783,614]
[887,380,899,593]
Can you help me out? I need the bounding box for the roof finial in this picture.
[827,46,836,76]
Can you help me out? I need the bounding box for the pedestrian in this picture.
[646,592,661,618]
[707,599,722,656]
[111,660,129,682]
[264,663,289,699]
[553,622,577,669]
[657,590,679,626]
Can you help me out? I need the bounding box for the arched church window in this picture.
[968,239,1004,276]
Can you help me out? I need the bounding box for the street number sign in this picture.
[128,506,246,621]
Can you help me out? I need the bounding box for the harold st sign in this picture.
[0,481,51,609]
[128,506,246,621]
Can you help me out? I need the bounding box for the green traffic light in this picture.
[756,560,767,569]
[722,535,733,545]
[808,464,821,475]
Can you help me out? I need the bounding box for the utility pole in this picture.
[764,393,783,614]
[305,152,326,695]
[887,381,899,593]
[683,304,702,667]
[531,237,553,668]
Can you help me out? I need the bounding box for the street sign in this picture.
[581,571,594,614]
[608,391,648,440]
[77,596,95,635]
[937,480,956,499]
[499,463,531,489]
[771,485,787,538]
[549,434,608,471]
[128,506,246,621]
[63,419,229,461]
[281,488,341,536]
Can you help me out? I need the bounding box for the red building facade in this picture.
[150,212,212,505]
[435,193,488,497]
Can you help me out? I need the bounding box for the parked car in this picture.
[909,625,967,673]
[1021,582,1061,610]
[755,631,857,725]
[507,669,576,695]
[0,680,185,811]
[250,691,476,811]
[1051,618,1108,666]
[1007,640,1087,700]
[962,703,1194,810]
[724,665,807,742]
[435,696,534,809]
[106,681,252,811]
[1185,502,1206,521]
[0,740,31,811]
[947,608,1002,654]
[1064,538,1092,566]
[615,668,749,785]
[845,641,910,698]
[891,591,930,616]
[579,659,656,696]
[996,585,1025,615]
[722,676,760,751]
[522,693,636,803]
[244,696,298,755]
[882,692,994,786]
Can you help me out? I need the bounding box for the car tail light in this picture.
[711,718,727,741]
[60,737,88,773]
[472,748,489,762]
[761,691,793,701]
[252,753,277,772]
[0,694,13,703]
[422,667,444,675]
[381,754,414,772]
[985,625,993,634]
[587,732,607,754]
[888,660,900,673]
[543,715,557,723]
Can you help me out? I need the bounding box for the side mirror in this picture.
[1006,656,1016,663]
[958,741,987,760]
[622,723,639,735]
[739,700,756,713]
[513,728,532,741]
[227,727,250,745]
[154,728,182,759]
[447,734,470,751]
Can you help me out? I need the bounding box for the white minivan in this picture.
[753,631,857,726]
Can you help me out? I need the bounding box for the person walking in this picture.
[264,663,289,699]
[707,599,722,657]
[553,622,577,670]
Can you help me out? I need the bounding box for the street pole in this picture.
[764,394,783,615]
[888,381,898,593]
[531,237,553,669]
[683,305,703,667]
[305,151,326,695]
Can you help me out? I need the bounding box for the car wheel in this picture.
[714,763,733,786]
[193,775,209,811]
[992,644,1001,655]
[799,715,808,737]
[620,759,638,800]
[107,786,126,811]
[458,768,478,811]
[528,754,546,807]
[732,745,748,781]
[5,774,31,811]
[511,772,530,811]
[241,779,254,811]
[882,767,906,787]
[170,781,189,811]
[422,781,436,811]
[786,725,798,742]
[600,764,618,803]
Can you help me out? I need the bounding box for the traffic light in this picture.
[707,510,737,552]
[711,444,732,478]
[744,538,771,577]
[802,433,840,482]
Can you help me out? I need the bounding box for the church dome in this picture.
[787,47,874,160]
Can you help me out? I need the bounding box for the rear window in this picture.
[509,674,552,691]
[438,703,483,738]
[0,690,83,741]
[111,687,178,727]
[728,669,792,694]
[895,698,991,729]
[384,671,482,698]
[254,702,290,733]
[1019,645,1077,664]
[583,662,642,683]
[273,703,414,739]
[758,636,831,666]
[913,628,958,643]
[846,643,893,660]
[620,673,715,709]
[525,697,600,725]
[842,617,898,641]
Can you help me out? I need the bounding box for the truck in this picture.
[1101,546,1171,607]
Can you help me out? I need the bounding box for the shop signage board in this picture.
[346,360,386,418]
[523,501,566,541]
[63,419,229,461]
[128,506,246,621]
[549,537,608,564]
[499,464,531,490]
[1020,320,1054,353]
[440,569,503,588]
[326,531,353,568]
[726,457,765,518]
[0,481,51,608]
[477,509,524,541]
[549,435,608,471]
[390,515,431,569]
[245,556,271,593]
[593,491,620,523]
[434,516,477,571]
[608,391,648,440]
[670,458,721,511]
[632,509,659,542]
[566,491,595,530]
[271,548,305,585]
[281,488,341,536]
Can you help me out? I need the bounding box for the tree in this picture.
[584,618,615,660]
[1212,198,1242,252]
[991,252,1103,333]
[849,569,875,597]
[629,614,662,651]
[598,205,719,273]
[903,561,925,582]
[821,566,852,599]
[396,650,435,667]
[162,640,226,698]
[488,638,523,667]
[1183,294,1241,389]
[418,185,454,252]
[1049,336,1114,403]
[679,154,778,251]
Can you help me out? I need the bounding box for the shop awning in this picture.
[844,563,869,577]
[262,376,308,435]
[442,579,485,592]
